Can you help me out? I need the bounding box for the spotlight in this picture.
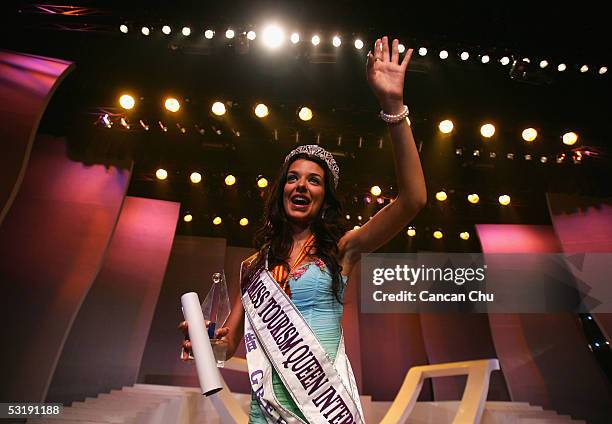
[225,174,236,186]
[354,39,364,49]
[481,55,490,64]
[190,172,202,184]
[439,119,454,134]
[435,191,447,202]
[182,27,191,36]
[345,214,351,220]
[455,148,463,156]
[298,107,313,121]
[290,32,300,44]
[460,231,470,240]
[467,193,479,204]
[480,123,495,138]
[489,152,497,159]
[500,56,510,65]
[418,47,427,56]
[439,50,449,60]
[162,25,171,35]
[522,128,538,142]
[119,94,135,110]
[460,51,469,61]
[254,103,269,118]
[240,218,249,226]
[247,30,257,40]
[498,195,511,206]
[599,66,608,75]
[433,230,443,239]
[311,35,321,46]
[357,215,362,221]
[204,29,214,39]
[558,63,567,72]
[164,97,180,112]
[376,197,385,205]
[580,65,589,73]
[184,214,193,223]
[364,195,372,204]
[370,185,382,196]
[141,26,150,36]
[212,101,226,116]
[332,36,341,47]
[562,131,578,145]
[262,25,284,48]
[540,156,548,163]
[353,225,361,230]
[524,154,532,161]
[506,153,515,160]
[398,44,405,54]
[225,29,235,39]
[473,149,480,157]
[540,60,549,68]
[257,176,268,188]
[120,24,128,34]
[156,168,168,180]
[213,216,222,225]
[407,227,416,237]
[522,58,531,63]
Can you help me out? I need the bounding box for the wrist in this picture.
[379,99,405,115]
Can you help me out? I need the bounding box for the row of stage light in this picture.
[113,95,581,146]
[117,23,608,76]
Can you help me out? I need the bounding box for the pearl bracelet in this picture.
[379,105,410,125]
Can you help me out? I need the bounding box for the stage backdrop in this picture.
[0,135,131,403]
[477,224,612,424]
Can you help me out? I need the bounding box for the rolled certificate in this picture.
[181,292,223,396]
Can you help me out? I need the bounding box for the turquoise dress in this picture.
[248,260,347,423]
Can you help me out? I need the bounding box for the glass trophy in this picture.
[200,272,231,367]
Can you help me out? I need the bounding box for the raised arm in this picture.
[339,36,426,274]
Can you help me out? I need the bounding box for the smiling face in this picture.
[283,158,326,225]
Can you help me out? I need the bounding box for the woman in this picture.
[181,36,426,423]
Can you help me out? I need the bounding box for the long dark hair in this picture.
[243,153,345,303]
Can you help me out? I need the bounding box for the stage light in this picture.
[139,119,149,131]
[433,230,443,239]
[298,106,313,121]
[522,58,531,63]
[212,101,226,116]
[247,30,257,40]
[257,177,268,188]
[407,227,416,237]
[540,60,549,68]
[190,172,202,184]
[184,214,193,222]
[562,131,578,145]
[524,154,532,161]
[370,185,382,196]
[182,27,191,36]
[376,197,385,205]
[354,39,364,49]
[262,25,284,48]
[254,103,269,118]
[473,149,480,157]
[311,35,321,46]
[435,191,447,202]
[120,117,130,129]
[156,168,168,180]
[357,215,362,221]
[599,66,608,75]
[141,26,150,36]
[398,44,405,54]
[226,29,235,39]
[580,65,589,73]
[558,63,567,72]
[164,97,180,112]
[353,225,361,230]
[332,36,341,47]
[161,25,171,35]
[120,24,128,34]
[455,148,463,156]
[460,51,469,61]
[480,123,495,138]
[467,193,480,204]
[240,218,249,226]
[418,47,427,56]
[506,153,514,160]
[522,128,538,142]
[439,120,454,134]
[481,55,490,64]
[498,195,511,206]
[345,214,351,220]
[489,152,497,158]
[460,231,470,240]
[500,56,510,65]
[540,156,548,163]
[225,174,236,186]
[364,195,372,204]
[119,94,135,110]
[213,216,222,225]
[439,50,449,60]
[204,29,214,39]
[290,32,300,44]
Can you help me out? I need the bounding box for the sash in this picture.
[241,263,365,424]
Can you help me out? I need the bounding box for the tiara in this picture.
[284,145,340,188]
